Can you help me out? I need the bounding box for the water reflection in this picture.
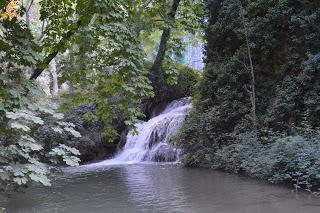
[1,164,320,213]
[122,164,196,213]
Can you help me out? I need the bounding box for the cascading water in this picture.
[83,98,192,168]
[116,97,192,163]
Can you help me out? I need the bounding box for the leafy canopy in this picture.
[0,0,154,190]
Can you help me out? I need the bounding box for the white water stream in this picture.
[81,98,192,168]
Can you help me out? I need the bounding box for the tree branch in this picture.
[36,19,47,42]
[25,0,34,27]
[30,20,82,80]
[27,0,34,13]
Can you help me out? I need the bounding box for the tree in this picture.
[48,58,58,96]
[22,0,34,28]
[150,0,181,94]
[135,0,203,109]
[177,0,320,168]
[0,3,81,191]
[0,0,154,190]
[239,1,257,135]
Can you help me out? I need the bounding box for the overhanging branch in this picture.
[30,20,82,80]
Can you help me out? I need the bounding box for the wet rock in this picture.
[150,143,180,162]
[35,104,118,163]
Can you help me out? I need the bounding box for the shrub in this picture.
[0,98,81,192]
[213,134,320,192]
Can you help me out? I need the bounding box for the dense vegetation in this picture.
[177,0,320,191]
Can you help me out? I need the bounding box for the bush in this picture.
[213,134,320,192]
[0,98,81,191]
[176,108,235,167]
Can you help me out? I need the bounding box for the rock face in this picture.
[149,143,180,162]
[36,104,118,163]
[64,104,120,162]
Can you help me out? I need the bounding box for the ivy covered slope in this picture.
[177,0,320,190]
[0,0,153,191]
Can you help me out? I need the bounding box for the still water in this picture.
[1,164,320,213]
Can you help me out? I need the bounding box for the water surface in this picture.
[1,164,320,213]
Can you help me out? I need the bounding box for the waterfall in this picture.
[81,98,192,168]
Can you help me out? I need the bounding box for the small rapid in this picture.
[80,98,192,168]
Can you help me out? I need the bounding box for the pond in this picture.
[1,164,320,213]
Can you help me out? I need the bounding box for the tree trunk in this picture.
[150,0,181,91]
[30,19,83,80]
[22,0,34,28]
[49,58,59,96]
[239,3,257,135]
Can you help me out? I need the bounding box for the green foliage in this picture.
[127,0,203,35]
[39,0,203,143]
[169,64,201,98]
[146,61,200,102]
[1,0,152,191]
[177,0,320,192]
[0,97,81,191]
[50,144,80,167]
[48,0,154,142]
[203,0,320,127]
[213,132,320,192]
[0,13,79,192]
[130,0,203,86]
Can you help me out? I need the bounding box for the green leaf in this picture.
[10,122,31,132]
